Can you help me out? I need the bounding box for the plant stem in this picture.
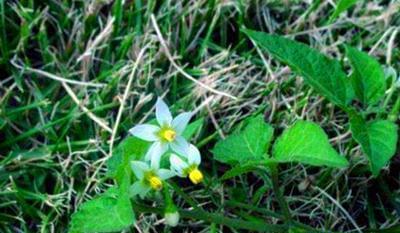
[163,184,177,213]
[269,164,292,224]
[224,200,282,218]
[388,93,400,122]
[133,202,289,232]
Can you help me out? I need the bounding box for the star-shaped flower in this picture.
[130,160,175,198]
[129,97,192,168]
[170,144,203,184]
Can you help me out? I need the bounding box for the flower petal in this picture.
[188,144,201,165]
[129,124,160,141]
[145,141,167,161]
[172,112,192,134]
[150,150,162,170]
[130,181,150,198]
[156,97,172,126]
[170,135,189,156]
[145,142,168,169]
[130,161,149,179]
[158,169,176,180]
[169,154,188,176]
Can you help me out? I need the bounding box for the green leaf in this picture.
[107,137,149,184]
[272,121,349,168]
[69,178,135,233]
[328,0,359,23]
[349,112,398,176]
[345,45,386,105]
[212,115,274,164]
[244,29,353,107]
[182,117,204,139]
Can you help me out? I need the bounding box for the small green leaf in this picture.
[69,178,135,233]
[349,112,398,176]
[182,117,204,139]
[328,0,359,23]
[243,29,353,107]
[107,137,149,184]
[346,45,386,105]
[212,115,274,164]
[272,121,349,168]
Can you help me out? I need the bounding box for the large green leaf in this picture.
[212,115,274,164]
[69,178,134,233]
[345,45,386,105]
[244,29,353,107]
[272,121,349,168]
[349,112,398,176]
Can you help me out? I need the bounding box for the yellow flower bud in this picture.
[188,168,203,184]
[148,176,163,190]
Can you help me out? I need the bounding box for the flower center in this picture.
[188,168,203,184]
[148,175,163,190]
[160,129,176,142]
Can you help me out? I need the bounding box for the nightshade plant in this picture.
[69,31,398,233]
[70,98,204,232]
[243,29,398,177]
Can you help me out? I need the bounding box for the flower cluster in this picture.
[129,97,203,198]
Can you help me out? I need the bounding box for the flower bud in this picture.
[164,211,180,227]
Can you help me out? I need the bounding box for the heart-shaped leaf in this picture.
[213,115,274,164]
[69,177,134,233]
[349,112,398,176]
[272,121,349,168]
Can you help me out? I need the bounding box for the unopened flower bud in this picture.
[165,211,180,227]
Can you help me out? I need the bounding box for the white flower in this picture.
[130,160,175,198]
[129,97,192,168]
[170,144,203,184]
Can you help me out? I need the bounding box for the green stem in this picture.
[169,181,200,209]
[163,184,177,213]
[378,79,398,119]
[196,131,219,148]
[133,202,289,232]
[388,93,400,122]
[224,200,282,218]
[269,164,292,224]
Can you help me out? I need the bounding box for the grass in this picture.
[1,0,400,232]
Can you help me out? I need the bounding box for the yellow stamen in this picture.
[161,129,176,142]
[188,168,203,184]
[148,176,163,190]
